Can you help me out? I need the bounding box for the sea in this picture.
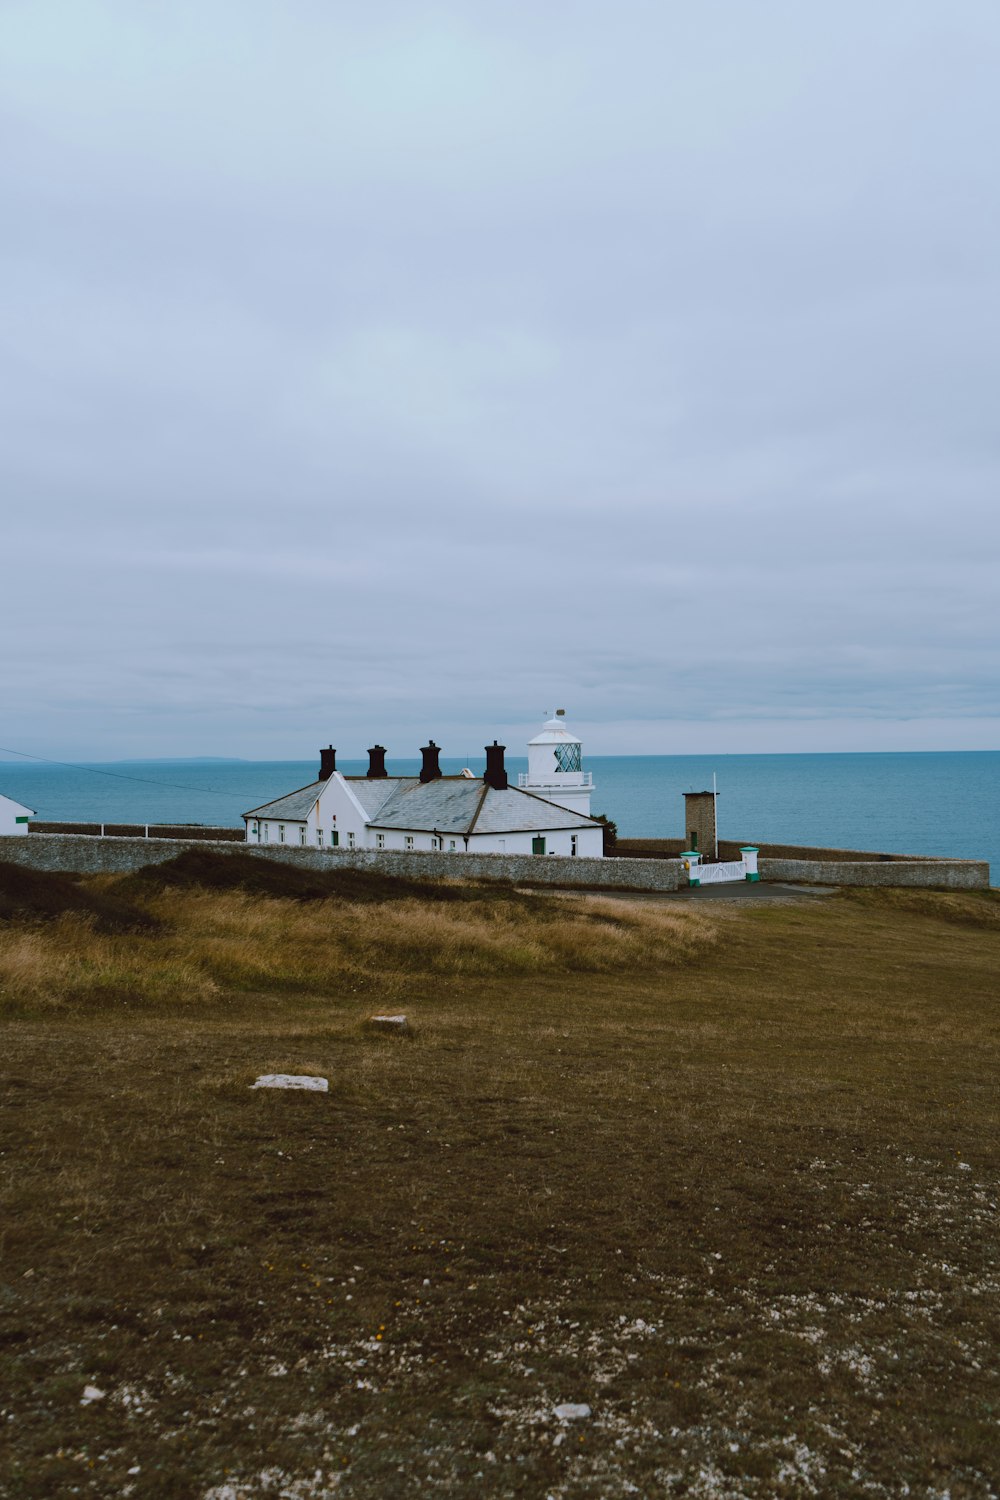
[1,751,996,881]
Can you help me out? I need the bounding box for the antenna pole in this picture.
[713,772,719,861]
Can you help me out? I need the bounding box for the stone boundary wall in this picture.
[0,834,988,891]
[0,833,685,893]
[617,837,966,865]
[758,858,990,890]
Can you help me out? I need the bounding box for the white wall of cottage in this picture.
[243,815,603,859]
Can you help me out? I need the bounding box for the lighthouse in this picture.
[519,710,594,817]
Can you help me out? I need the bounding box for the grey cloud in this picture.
[2,0,999,758]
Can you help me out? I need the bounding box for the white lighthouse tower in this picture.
[519,710,594,817]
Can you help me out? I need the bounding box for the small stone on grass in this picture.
[251,1075,328,1091]
[553,1403,591,1421]
[365,1015,411,1035]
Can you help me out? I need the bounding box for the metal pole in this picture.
[713,773,719,862]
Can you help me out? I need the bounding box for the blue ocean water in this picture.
[0,751,996,881]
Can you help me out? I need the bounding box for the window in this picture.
[317,829,324,847]
[376,833,386,849]
[331,830,339,848]
[571,835,578,856]
[251,822,260,842]
[449,840,456,851]
[431,836,441,850]
[498,839,506,852]
[555,742,582,773]
[405,835,414,850]
[532,836,546,856]
[690,830,698,850]
[299,825,306,845]
[264,824,270,842]
[347,832,355,848]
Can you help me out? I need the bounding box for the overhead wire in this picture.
[0,745,275,800]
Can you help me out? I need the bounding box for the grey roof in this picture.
[471,786,599,834]
[369,778,599,835]
[368,778,486,833]
[246,774,404,822]
[244,780,324,820]
[245,774,600,834]
[342,776,410,818]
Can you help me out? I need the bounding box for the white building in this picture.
[0,792,35,836]
[243,720,604,858]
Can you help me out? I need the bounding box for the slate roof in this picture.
[369,778,598,835]
[367,778,486,833]
[470,785,598,833]
[342,776,410,819]
[244,774,599,835]
[244,781,324,820]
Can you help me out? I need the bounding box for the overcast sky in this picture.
[2,0,998,762]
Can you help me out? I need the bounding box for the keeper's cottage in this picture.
[243,714,604,858]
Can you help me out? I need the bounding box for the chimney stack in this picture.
[484,740,508,791]
[419,740,442,783]
[367,745,388,779]
[319,745,337,781]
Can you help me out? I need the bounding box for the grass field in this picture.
[1,857,998,1498]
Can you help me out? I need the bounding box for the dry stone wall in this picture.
[0,834,685,892]
[758,857,989,889]
[0,835,988,890]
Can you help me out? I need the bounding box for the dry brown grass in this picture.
[0,914,219,1010]
[840,883,1000,928]
[1,881,998,1498]
[0,884,714,1014]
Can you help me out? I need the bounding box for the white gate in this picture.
[693,860,747,885]
[680,848,759,886]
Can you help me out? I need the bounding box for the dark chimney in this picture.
[484,740,508,791]
[367,745,388,779]
[319,745,337,781]
[420,740,442,783]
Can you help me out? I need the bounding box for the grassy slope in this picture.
[1,873,998,1498]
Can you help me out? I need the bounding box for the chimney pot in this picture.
[367,745,388,779]
[484,740,508,791]
[419,740,443,783]
[319,745,337,781]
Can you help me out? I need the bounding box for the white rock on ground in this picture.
[553,1403,591,1421]
[80,1386,106,1405]
[367,1015,410,1033]
[251,1075,329,1091]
